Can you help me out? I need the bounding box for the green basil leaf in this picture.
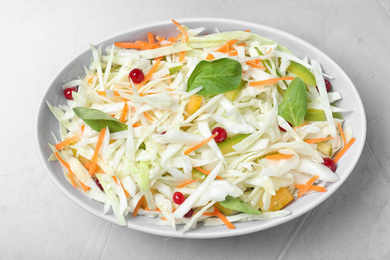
[218,196,262,215]
[73,107,128,133]
[187,58,242,96]
[278,77,307,127]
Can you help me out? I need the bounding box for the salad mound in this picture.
[47,20,355,231]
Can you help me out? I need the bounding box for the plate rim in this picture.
[35,17,367,239]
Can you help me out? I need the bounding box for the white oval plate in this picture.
[35,18,366,239]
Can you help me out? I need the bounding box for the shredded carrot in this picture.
[248,77,295,87]
[265,154,295,160]
[178,51,185,62]
[138,59,161,89]
[215,39,238,53]
[245,59,267,69]
[206,53,215,60]
[54,151,77,188]
[88,127,107,176]
[132,122,142,127]
[193,167,223,180]
[296,175,319,198]
[97,90,122,97]
[114,42,156,50]
[143,111,155,122]
[213,208,235,229]
[184,133,218,155]
[201,212,215,217]
[112,176,130,198]
[293,123,308,131]
[333,137,356,163]
[171,19,188,42]
[55,135,80,150]
[176,179,199,188]
[295,184,326,193]
[167,32,182,43]
[144,206,161,212]
[133,196,144,217]
[147,32,154,44]
[120,102,128,123]
[80,125,85,135]
[305,137,334,144]
[337,123,346,146]
[228,49,238,56]
[265,47,272,55]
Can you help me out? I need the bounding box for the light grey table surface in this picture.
[1,0,389,259]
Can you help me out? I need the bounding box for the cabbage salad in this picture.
[47,20,355,231]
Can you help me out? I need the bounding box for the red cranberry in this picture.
[316,79,332,93]
[323,157,337,172]
[279,122,293,132]
[64,87,77,100]
[129,68,144,83]
[183,208,194,218]
[212,127,227,143]
[324,79,332,92]
[94,178,104,191]
[173,192,185,205]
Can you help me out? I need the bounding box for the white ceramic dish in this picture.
[35,18,366,239]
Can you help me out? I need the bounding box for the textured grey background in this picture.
[1,0,389,259]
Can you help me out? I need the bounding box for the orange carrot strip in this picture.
[247,63,267,69]
[114,42,155,50]
[179,51,185,62]
[167,32,182,42]
[202,212,216,216]
[55,135,80,150]
[337,123,346,146]
[143,112,155,122]
[184,133,218,155]
[293,123,308,131]
[213,208,236,229]
[171,19,188,42]
[296,175,319,198]
[193,167,223,180]
[144,206,162,212]
[80,125,85,135]
[176,179,199,188]
[206,53,215,60]
[147,32,154,44]
[88,128,107,176]
[120,102,128,123]
[248,77,295,87]
[138,59,161,89]
[54,151,77,188]
[132,122,142,127]
[228,49,238,56]
[215,39,238,53]
[112,176,130,198]
[333,137,356,163]
[265,47,272,55]
[295,184,327,193]
[305,137,334,144]
[133,196,144,217]
[265,154,295,160]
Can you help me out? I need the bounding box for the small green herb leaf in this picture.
[278,77,307,127]
[187,58,242,96]
[73,107,128,133]
[218,196,262,215]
